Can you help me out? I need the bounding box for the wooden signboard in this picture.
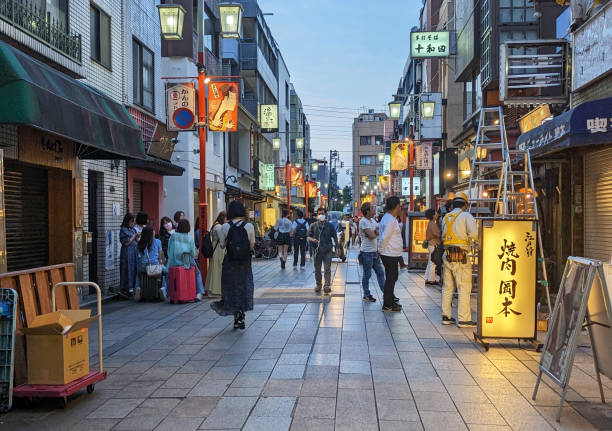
[533,257,612,422]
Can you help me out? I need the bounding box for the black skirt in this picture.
[211,256,254,316]
[276,232,290,245]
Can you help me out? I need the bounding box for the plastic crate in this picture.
[0,288,17,412]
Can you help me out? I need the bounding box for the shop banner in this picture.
[275,167,286,187]
[308,181,318,198]
[416,142,433,170]
[383,155,391,175]
[378,175,390,193]
[208,81,239,132]
[480,220,536,338]
[390,142,409,170]
[291,166,304,186]
[167,82,196,131]
[261,163,275,191]
[259,104,279,132]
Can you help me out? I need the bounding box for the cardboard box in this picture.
[22,310,97,385]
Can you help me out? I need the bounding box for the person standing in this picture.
[359,202,385,302]
[119,213,140,298]
[378,197,404,312]
[424,209,441,285]
[137,226,167,299]
[441,193,478,327]
[135,212,148,234]
[204,211,227,296]
[158,216,174,259]
[211,201,256,329]
[274,209,293,269]
[167,219,205,301]
[292,209,309,268]
[308,207,338,294]
[173,210,185,229]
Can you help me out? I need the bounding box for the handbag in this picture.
[422,240,429,249]
[145,249,163,277]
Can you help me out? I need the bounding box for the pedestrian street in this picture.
[1,249,610,431]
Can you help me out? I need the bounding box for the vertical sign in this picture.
[390,142,409,170]
[416,142,433,170]
[167,83,196,131]
[401,177,411,196]
[262,164,275,190]
[208,81,239,132]
[259,104,279,132]
[383,155,391,175]
[479,220,536,338]
[378,175,390,193]
[275,167,286,187]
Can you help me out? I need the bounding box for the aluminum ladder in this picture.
[467,106,551,310]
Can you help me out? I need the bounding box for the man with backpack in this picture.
[307,207,339,294]
[292,209,309,268]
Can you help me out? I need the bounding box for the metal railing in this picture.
[0,0,82,63]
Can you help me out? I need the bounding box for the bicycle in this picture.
[254,236,278,259]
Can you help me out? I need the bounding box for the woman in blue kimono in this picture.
[120,213,140,297]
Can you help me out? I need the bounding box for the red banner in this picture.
[208,81,239,132]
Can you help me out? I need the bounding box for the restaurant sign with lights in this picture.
[410,31,450,58]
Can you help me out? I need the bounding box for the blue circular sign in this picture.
[173,108,195,129]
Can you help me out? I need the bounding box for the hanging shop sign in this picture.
[291,166,304,186]
[383,155,391,175]
[260,163,275,191]
[275,167,287,187]
[416,142,433,170]
[378,175,390,193]
[519,105,552,134]
[390,142,409,170]
[148,123,178,161]
[259,104,279,133]
[167,82,196,131]
[410,31,450,58]
[401,177,420,196]
[208,81,239,132]
[308,181,318,198]
[478,220,537,339]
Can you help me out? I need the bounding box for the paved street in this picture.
[2,249,610,431]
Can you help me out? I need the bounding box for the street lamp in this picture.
[272,137,281,150]
[388,101,401,120]
[311,162,319,172]
[421,101,435,119]
[157,3,186,40]
[218,3,243,39]
[295,137,304,150]
[377,152,385,162]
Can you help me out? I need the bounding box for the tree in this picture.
[341,185,352,208]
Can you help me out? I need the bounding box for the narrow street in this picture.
[1,249,609,431]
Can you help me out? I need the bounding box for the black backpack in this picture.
[226,221,251,261]
[295,220,307,239]
[200,230,215,258]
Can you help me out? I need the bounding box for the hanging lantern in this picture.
[377,152,385,162]
[272,138,281,150]
[296,138,304,150]
[157,4,186,40]
[218,3,243,39]
[388,101,401,120]
[421,101,435,119]
[312,162,319,172]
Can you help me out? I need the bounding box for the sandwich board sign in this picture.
[533,257,612,422]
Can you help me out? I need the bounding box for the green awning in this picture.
[0,40,145,160]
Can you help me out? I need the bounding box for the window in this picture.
[499,0,537,23]
[464,82,473,120]
[360,136,371,146]
[375,136,384,146]
[360,155,373,165]
[90,4,111,68]
[132,39,154,111]
[204,10,219,56]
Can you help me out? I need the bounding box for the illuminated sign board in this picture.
[411,31,450,58]
[259,104,278,132]
[390,142,408,171]
[479,220,537,338]
[383,155,391,175]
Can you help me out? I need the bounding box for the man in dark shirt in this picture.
[308,207,338,294]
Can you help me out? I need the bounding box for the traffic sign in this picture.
[172,108,195,130]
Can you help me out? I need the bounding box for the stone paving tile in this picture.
[293,396,336,419]
[242,416,292,431]
[300,378,338,397]
[154,417,204,431]
[170,396,219,418]
[199,396,258,429]
[445,384,492,404]
[251,396,296,417]
[413,390,458,412]
[69,418,121,431]
[376,398,419,421]
[379,420,424,431]
[262,379,304,397]
[338,373,373,389]
[456,402,507,425]
[270,364,306,379]
[289,418,335,431]
[420,411,468,431]
[335,389,378,430]
[188,379,232,396]
[87,398,144,419]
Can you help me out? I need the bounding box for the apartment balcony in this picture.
[500,39,570,107]
[0,0,82,65]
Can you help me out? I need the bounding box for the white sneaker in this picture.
[196,293,204,301]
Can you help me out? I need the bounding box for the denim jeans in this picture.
[361,252,385,297]
[192,258,205,294]
[293,237,307,266]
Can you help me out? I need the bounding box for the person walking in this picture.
[359,202,385,302]
[441,193,478,327]
[274,209,293,269]
[307,207,338,294]
[292,209,309,268]
[211,201,256,329]
[119,213,140,298]
[378,197,403,312]
[158,216,174,259]
[204,211,227,296]
[167,219,205,301]
[424,208,441,285]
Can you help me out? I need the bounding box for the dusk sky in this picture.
[258,0,420,186]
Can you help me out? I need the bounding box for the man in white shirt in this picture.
[359,202,385,302]
[378,196,404,312]
[441,193,478,327]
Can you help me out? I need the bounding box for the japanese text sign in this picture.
[167,83,196,131]
[259,104,279,132]
[208,81,239,132]
[416,142,433,170]
[383,155,391,175]
[275,167,286,187]
[480,220,537,338]
[261,163,275,191]
[390,142,408,170]
[411,31,450,58]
